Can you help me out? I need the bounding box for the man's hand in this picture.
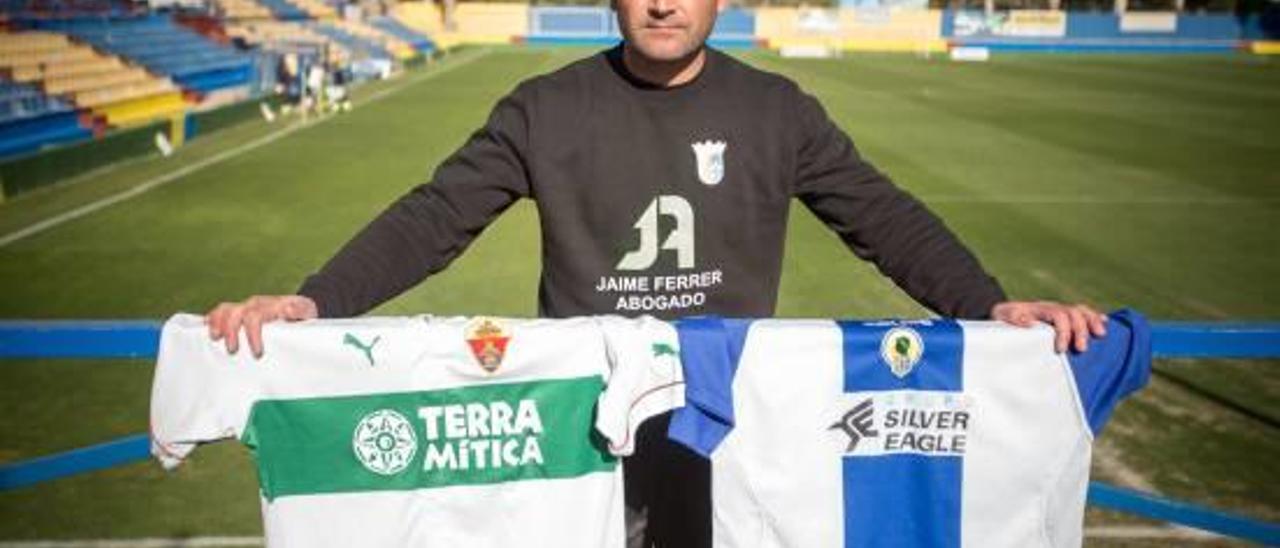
[991,301,1107,354]
[206,295,318,358]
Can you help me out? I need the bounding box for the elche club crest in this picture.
[880,327,924,378]
[691,140,727,186]
[352,409,418,476]
[465,317,511,373]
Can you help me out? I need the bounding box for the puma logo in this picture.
[343,333,381,367]
[652,342,678,358]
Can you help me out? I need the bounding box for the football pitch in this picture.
[0,46,1276,542]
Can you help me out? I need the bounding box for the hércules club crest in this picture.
[881,326,924,378]
[465,318,511,373]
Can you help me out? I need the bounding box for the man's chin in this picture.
[630,41,702,64]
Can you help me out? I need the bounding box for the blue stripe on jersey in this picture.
[844,455,963,548]
[839,320,964,548]
[667,317,753,457]
[838,320,963,393]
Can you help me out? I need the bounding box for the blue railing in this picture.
[0,320,1277,544]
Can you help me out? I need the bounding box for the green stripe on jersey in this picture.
[243,376,615,500]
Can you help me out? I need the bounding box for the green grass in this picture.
[0,48,1277,539]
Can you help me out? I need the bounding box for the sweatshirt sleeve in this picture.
[791,91,1005,319]
[298,85,535,318]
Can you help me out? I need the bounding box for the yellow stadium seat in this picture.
[41,57,124,79]
[94,91,189,128]
[1252,41,1280,55]
[77,79,177,109]
[290,0,336,19]
[0,31,176,111]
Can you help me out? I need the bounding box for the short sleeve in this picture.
[594,316,685,457]
[667,317,752,458]
[1067,309,1152,437]
[149,314,261,469]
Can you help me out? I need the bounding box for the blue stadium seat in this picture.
[0,0,137,19]
[257,0,310,21]
[0,77,88,158]
[35,16,254,94]
[0,80,75,126]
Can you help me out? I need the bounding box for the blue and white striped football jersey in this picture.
[669,310,1150,548]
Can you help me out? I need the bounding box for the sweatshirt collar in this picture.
[603,43,716,98]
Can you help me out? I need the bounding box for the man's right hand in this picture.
[206,295,318,358]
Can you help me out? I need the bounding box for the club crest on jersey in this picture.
[881,327,924,378]
[691,140,727,186]
[352,409,418,476]
[465,318,511,373]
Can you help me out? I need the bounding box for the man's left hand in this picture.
[991,301,1108,354]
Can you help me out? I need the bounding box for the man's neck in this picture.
[621,44,707,88]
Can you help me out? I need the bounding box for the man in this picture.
[207,0,1107,544]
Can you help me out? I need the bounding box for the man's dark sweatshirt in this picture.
[298,45,1007,547]
[298,46,1005,321]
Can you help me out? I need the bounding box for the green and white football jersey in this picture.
[150,314,684,547]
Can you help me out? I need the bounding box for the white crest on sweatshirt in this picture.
[691,140,727,186]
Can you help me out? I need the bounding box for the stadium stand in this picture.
[91,91,187,127]
[0,30,188,153]
[523,5,755,47]
[369,15,435,55]
[312,21,392,60]
[0,0,141,18]
[257,0,310,21]
[529,6,616,38]
[175,13,233,43]
[0,77,89,158]
[36,16,254,94]
[392,2,525,48]
[940,10,1271,53]
[226,20,350,64]
[0,31,179,109]
[289,0,337,20]
[212,0,273,21]
[330,19,416,59]
[143,0,207,8]
[756,7,946,54]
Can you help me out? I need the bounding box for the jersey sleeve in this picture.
[594,316,686,457]
[149,314,262,470]
[790,89,1005,320]
[667,317,752,458]
[297,84,535,318]
[1067,308,1152,437]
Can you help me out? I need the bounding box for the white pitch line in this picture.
[0,118,311,249]
[0,48,491,250]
